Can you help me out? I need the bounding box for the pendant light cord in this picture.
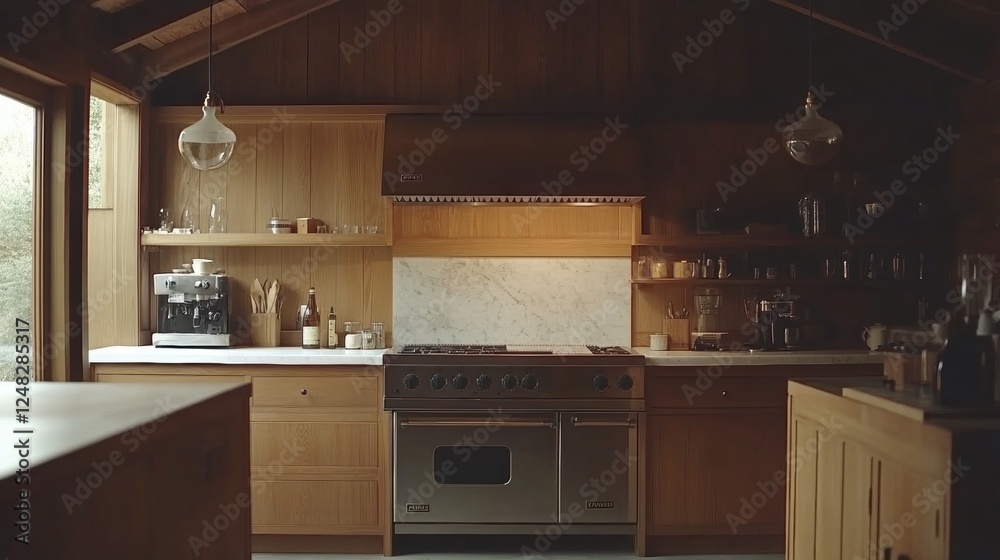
[808,0,813,89]
[208,0,213,96]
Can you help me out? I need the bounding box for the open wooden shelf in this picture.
[634,234,943,250]
[632,278,927,288]
[140,233,390,248]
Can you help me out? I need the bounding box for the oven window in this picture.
[433,446,511,485]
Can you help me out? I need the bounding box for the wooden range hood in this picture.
[381,114,647,204]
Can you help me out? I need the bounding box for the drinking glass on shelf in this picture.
[364,225,379,235]
[342,224,360,234]
[180,206,195,231]
[209,197,226,233]
[158,208,173,232]
[317,225,329,234]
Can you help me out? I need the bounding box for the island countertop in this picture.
[90,345,389,366]
[634,348,884,366]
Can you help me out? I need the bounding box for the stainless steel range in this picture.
[383,344,644,536]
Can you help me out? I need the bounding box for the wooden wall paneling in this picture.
[363,247,393,343]
[458,0,491,107]
[364,0,397,103]
[227,123,259,233]
[311,124,342,227]
[114,104,141,346]
[306,4,342,103]
[88,211,116,349]
[393,0,422,103]
[599,0,631,107]
[338,248,366,327]
[447,206,500,238]
[420,0,465,102]
[279,19,311,105]
[361,122,386,231]
[255,122,283,232]
[281,123,314,330]
[338,0,369,103]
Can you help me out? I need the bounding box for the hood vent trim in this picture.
[390,195,643,205]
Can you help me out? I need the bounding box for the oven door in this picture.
[559,412,638,524]
[393,412,558,524]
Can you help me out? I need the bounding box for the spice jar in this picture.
[651,258,669,279]
[637,256,651,279]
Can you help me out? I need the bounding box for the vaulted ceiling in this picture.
[89,0,999,83]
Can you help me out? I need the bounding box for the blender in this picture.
[692,288,724,349]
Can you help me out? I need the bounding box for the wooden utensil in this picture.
[251,278,265,313]
[266,280,279,312]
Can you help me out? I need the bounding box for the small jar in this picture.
[361,329,377,350]
[637,256,651,279]
[371,322,386,349]
[344,321,362,334]
[651,259,669,279]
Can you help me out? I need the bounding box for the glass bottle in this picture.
[209,196,226,233]
[327,307,338,348]
[301,288,320,349]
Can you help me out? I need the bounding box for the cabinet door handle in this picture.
[300,388,308,395]
[721,391,728,397]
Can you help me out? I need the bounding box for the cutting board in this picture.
[842,386,1000,422]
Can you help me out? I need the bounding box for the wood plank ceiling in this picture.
[90,0,998,83]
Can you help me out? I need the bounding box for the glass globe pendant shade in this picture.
[178,99,236,171]
[782,92,843,166]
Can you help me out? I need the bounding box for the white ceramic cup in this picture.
[862,324,887,350]
[344,333,362,349]
[650,334,670,351]
[191,258,214,275]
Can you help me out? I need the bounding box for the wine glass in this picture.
[209,197,226,233]
[158,208,173,232]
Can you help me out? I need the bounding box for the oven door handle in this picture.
[398,419,556,428]
[570,417,636,428]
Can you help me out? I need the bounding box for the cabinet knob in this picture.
[721,391,728,397]
[300,389,308,395]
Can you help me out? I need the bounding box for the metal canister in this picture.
[372,322,386,349]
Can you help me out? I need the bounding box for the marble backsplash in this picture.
[393,257,631,346]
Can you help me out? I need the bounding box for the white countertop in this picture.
[90,346,389,366]
[634,348,884,366]
[90,346,884,368]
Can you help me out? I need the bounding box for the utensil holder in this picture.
[662,318,690,350]
[250,313,280,347]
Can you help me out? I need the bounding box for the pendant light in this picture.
[782,0,843,166]
[178,0,236,171]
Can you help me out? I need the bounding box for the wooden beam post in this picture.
[99,0,212,54]
[144,0,343,78]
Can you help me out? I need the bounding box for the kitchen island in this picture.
[786,378,1000,560]
[0,381,251,560]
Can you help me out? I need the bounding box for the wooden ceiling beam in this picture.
[766,0,989,83]
[100,0,211,54]
[143,0,341,78]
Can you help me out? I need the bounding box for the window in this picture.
[0,93,37,381]
[89,95,109,209]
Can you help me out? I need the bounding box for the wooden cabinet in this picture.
[93,363,387,554]
[787,379,1000,560]
[642,364,882,556]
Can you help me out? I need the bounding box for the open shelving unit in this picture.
[140,233,390,248]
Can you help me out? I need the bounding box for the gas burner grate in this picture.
[398,345,509,355]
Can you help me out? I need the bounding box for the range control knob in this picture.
[521,375,538,391]
[477,374,493,390]
[593,375,610,392]
[502,374,519,391]
[402,374,419,390]
[430,374,447,391]
[452,374,469,390]
[617,374,634,391]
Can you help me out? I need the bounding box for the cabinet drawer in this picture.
[251,480,380,533]
[647,377,786,408]
[252,376,378,409]
[251,421,378,468]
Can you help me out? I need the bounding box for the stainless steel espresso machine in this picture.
[152,272,231,347]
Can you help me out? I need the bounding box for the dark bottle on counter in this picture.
[302,287,320,349]
[937,308,996,407]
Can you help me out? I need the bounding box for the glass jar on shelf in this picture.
[636,256,651,279]
[651,258,670,279]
